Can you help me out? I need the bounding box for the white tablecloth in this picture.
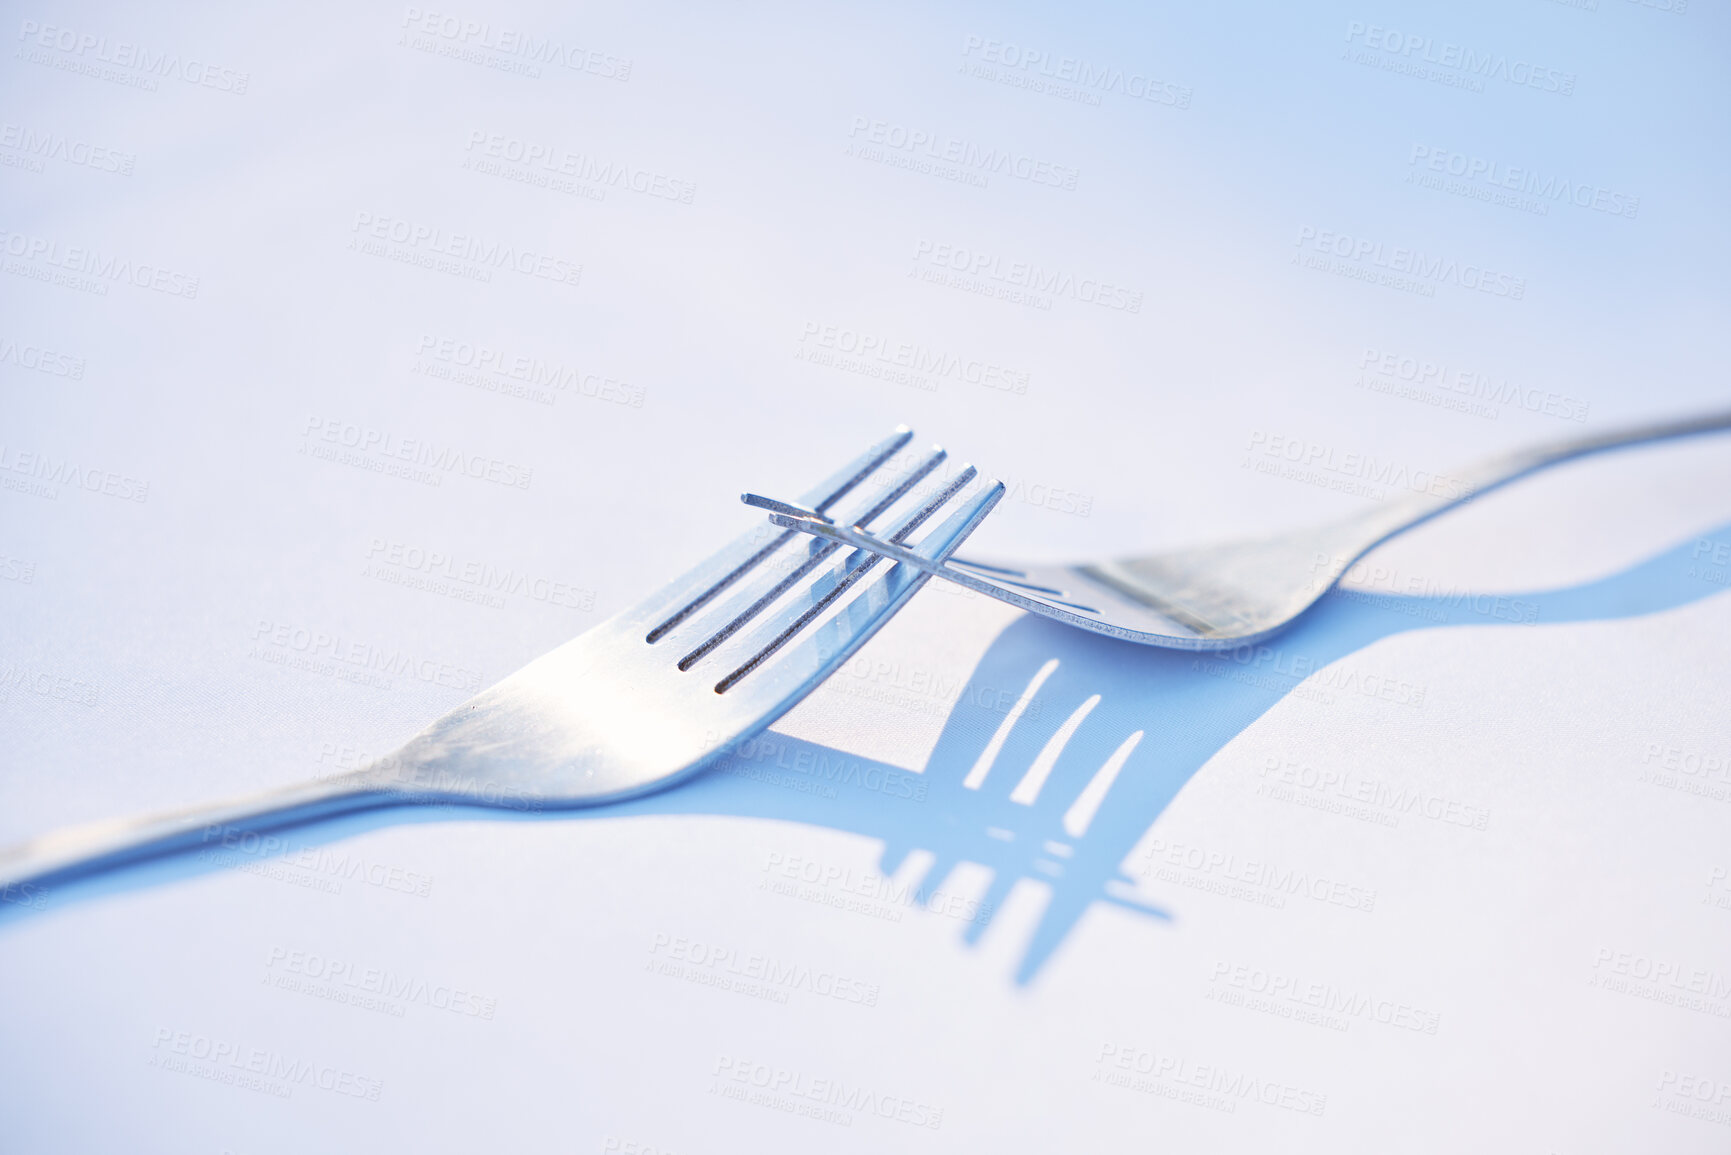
[4,2,1730,1150]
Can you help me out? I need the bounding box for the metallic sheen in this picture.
[0,430,1004,890]
[778,408,1731,650]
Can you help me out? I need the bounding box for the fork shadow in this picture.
[640,519,1731,983]
[614,519,1731,982]
[5,524,1728,985]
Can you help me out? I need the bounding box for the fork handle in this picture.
[0,769,400,894]
[1348,407,1731,545]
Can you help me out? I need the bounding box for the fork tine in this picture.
[807,427,915,513]
[761,509,1106,616]
[0,429,1008,885]
[674,447,950,670]
[847,447,950,530]
[713,471,1002,694]
[645,427,914,644]
[740,494,829,522]
[676,540,843,670]
[882,463,975,544]
[701,463,973,684]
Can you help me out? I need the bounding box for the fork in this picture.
[755,408,1731,650]
[0,429,1003,891]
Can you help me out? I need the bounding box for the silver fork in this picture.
[756,408,1731,651]
[0,429,1003,891]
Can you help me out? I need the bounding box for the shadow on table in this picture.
[635,519,1730,981]
[6,523,1728,983]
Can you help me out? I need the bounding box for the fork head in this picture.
[375,428,1003,807]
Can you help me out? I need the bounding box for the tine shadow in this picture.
[5,524,1729,986]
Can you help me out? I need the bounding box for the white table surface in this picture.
[3,1,1730,1150]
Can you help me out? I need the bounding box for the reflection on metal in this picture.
[0,428,1003,890]
[774,407,1731,650]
